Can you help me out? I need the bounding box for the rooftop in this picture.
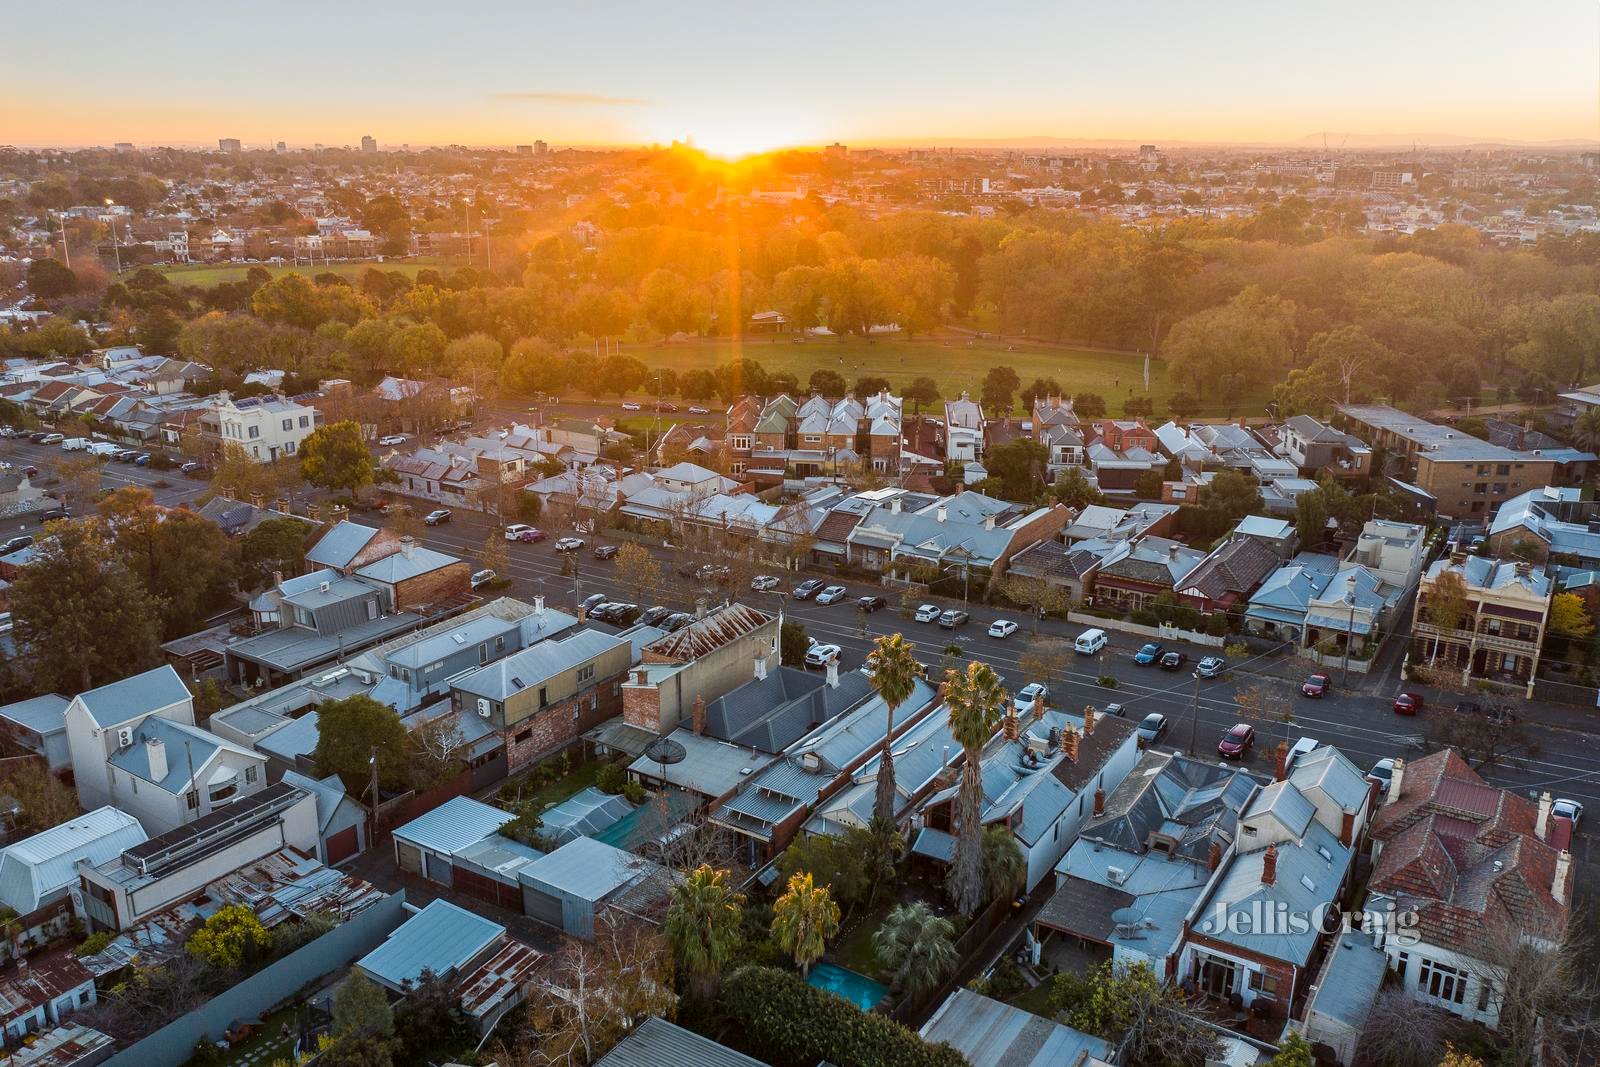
[920,988,1113,1067]
[357,898,503,991]
[391,796,513,855]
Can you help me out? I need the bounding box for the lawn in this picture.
[1006,976,1059,1020]
[620,334,1269,418]
[215,1004,298,1066]
[153,257,450,289]
[495,758,603,814]
[829,903,892,981]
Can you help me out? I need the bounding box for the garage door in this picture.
[424,852,453,886]
[523,885,563,928]
[326,825,360,865]
[396,841,422,874]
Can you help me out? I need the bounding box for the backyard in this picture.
[492,756,603,814]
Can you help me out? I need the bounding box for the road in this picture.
[7,431,1600,861]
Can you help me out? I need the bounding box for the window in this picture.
[1248,970,1281,997]
[1496,464,1511,476]
[514,728,532,744]
[577,663,595,685]
[186,790,199,811]
[1392,951,1409,980]
[367,599,379,621]
[285,440,296,455]
[209,782,238,804]
[539,687,548,709]
[282,418,293,432]
[299,415,310,428]
[245,766,258,784]
[495,636,505,653]
[248,425,260,439]
[479,643,489,664]
[1419,958,1467,1005]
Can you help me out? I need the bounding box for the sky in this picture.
[5,0,1597,152]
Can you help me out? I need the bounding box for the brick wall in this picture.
[622,677,662,731]
[994,503,1071,578]
[341,529,403,573]
[393,560,471,612]
[504,677,624,771]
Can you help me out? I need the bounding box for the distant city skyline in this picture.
[5,0,1597,153]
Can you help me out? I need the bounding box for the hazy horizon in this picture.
[5,0,1597,153]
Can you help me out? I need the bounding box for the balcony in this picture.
[1413,621,1540,657]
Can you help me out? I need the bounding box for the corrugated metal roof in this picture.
[391,795,513,855]
[453,628,626,702]
[0,694,68,736]
[597,1016,767,1067]
[73,663,190,728]
[357,898,503,991]
[920,988,1113,1067]
[356,545,461,584]
[0,807,147,914]
[540,787,635,844]
[517,836,650,903]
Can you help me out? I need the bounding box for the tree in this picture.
[1425,714,1539,774]
[1018,377,1065,413]
[981,825,1026,905]
[871,902,957,998]
[1167,392,1201,419]
[522,917,676,1066]
[207,442,284,503]
[300,420,374,494]
[944,660,1007,914]
[187,904,271,971]
[319,1036,397,1067]
[808,369,847,397]
[903,376,941,414]
[1274,326,1395,415]
[1548,591,1593,637]
[980,365,1020,414]
[0,763,78,834]
[1294,488,1328,549]
[480,527,509,580]
[866,633,920,824]
[777,832,869,913]
[1015,638,1071,708]
[1266,1031,1313,1067]
[1205,469,1263,525]
[26,258,77,299]
[240,516,310,589]
[1051,467,1104,510]
[11,520,161,692]
[104,500,239,638]
[664,864,745,1001]
[1051,961,1220,1066]
[333,971,394,1041]
[314,695,410,794]
[780,621,810,667]
[1358,988,1450,1067]
[1572,407,1600,453]
[770,871,839,977]
[1511,293,1600,387]
[1163,286,1296,402]
[1420,570,1469,663]
[1073,392,1107,418]
[980,438,1050,502]
[393,969,472,1062]
[614,542,662,606]
[55,456,102,515]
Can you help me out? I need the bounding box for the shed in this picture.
[281,771,368,866]
[539,787,635,845]
[596,1016,767,1066]
[390,796,514,887]
[355,898,504,993]
[1302,932,1387,1065]
[0,695,70,772]
[920,987,1114,1067]
[517,837,656,940]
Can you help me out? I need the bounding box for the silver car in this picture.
[815,585,848,605]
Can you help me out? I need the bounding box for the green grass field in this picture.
[153,257,449,288]
[622,335,1266,418]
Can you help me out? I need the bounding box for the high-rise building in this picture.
[515,144,533,155]
[534,140,549,156]
[113,142,135,153]
[274,141,287,154]
[360,135,377,154]
[824,142,847,158]
[218,137,242,153]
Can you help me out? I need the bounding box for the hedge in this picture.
[718,965,966,1067]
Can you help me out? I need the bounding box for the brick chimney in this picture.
[1208,841,1222,872]
[1386,758,1405,805]
[1340,810,1355,847]
[271,570,283,590]
[1555,850,1573,906]
[1093,788,1105,817]
[1261,843,1278,887]
[250,491,264,509]
[273,497,290,514]
[1537,791,1553,840]
[1082,704,1097,735]
[306,501,321,522]
[1275,740,1289,782]
[692,694,707,736]
[1032,693,1048,722]
[1061,726,1079,762]
[1002,710,1020,742]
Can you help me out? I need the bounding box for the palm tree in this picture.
[872,902,958,998]
[770,871,840,977]
[664,864,746,1001]
[944,660,1007,915]
[1575,407,1600,453]
[981,824,1027,905]
[867,633,920,823]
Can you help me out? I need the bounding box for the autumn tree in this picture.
[480,528,509,580]
[1548,592,1593,638]
[187,903,271,971]
[1163,286,1296,402]
[1420,570,1469,663]
[300,419,375,494]
[1016,637,1071,705]
[0,763,78,834]
[519,918,675,1066]
[613,542,662,606]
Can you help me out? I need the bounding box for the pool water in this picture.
[807,962,889,1011]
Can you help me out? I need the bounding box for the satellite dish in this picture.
[1110,907,1142,926]
[644,737,687,766]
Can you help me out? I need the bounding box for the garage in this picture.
[389,795,517,888]
[396,840,423,874]
[326,825,360,865]
[522,884,564,928]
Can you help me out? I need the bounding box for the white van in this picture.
[1074,628,1108,655]
[87,442,120,457]
[60,437,89,451]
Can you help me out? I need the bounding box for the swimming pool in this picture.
[807,962,889,1012]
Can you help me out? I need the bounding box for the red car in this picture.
[1393,692,1424,716]
[1301,673,1330,698]
[1218,723,1255,759]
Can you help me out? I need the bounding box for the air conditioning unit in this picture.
[476,698,490,718]
[116,727,133,748]
[1105,865,1127,886]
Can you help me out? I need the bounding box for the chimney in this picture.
[1082,704,1096,735]
[399,535,415,559]
[1340,810,1355,847]
[1386,758,1405,805]
[306,501,321,522]
[145,737,168,784]
[1093,788,1105,817]
[984,513,995,531]
[825,658,839,689]
[1554,850,1573,906]
[222,485,236,502]
[936,504,947,523]
[695,597,707,621]
[250,491,264,510]
[692,694,707,736]
[330,504,348,523]
[271,570,283,590]
[1275,740,1289,782]
[273,497,290,515]
[1537,792,1553,840]
[1208,841,1222,872]
[534,595,545,616]
[1061,726,1079,762]
[1002,709,1020,742]
[891,495,902,514]
[1032,693,1048,723]
[754,649,768,681]
[1261,843,1278,887]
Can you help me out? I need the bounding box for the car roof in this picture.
[1228,722,1251,733]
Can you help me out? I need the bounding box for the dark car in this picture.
[1392,692,1424,716]
[1133,642,1163,665]
[27,432,49,443]
[1301,673,1331,698]
[1136,712,1169,746]
[793,578,827,601]
[661,612,694,632]
[132,453,151,466]
[592,544,620,560]
[0,535,33,554]
[697,564,732,584]
[1158,650,1188,672]
[857,595,886,613]
[637,606,674,627]
[423,509,451,526]
[602,603,643,626]
[1218,723,1255,759]
[20,466,37,478]
[654,401,677,413]
[677,560,703,578]
[580,593,609,614]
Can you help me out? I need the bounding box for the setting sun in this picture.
[641,103,821,160]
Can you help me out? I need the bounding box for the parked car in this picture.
[60,437,88,451]
[914,603,941,623]
[1218,723,1255,759]
[621,402,642,411]
[377,434,409,446]
[1553,798,1584,833]
[132,453,151,466]
[1366,758,1395,792]
[687,406,710,415]
[1301,673,1331,697]
[598,603,643,626]
[179,460,207,474]
[424,509,452,525]
[591,544,619,560]
[696,564,732,584]
[1392,692,1424,716]
[0,535,33,554]
[470,569,497,589]
[637,606,674,627]
[858,594,886,612]
[804,642,842,668]
[792,578,826,601]
[1158,650,1188,671]
[654,401,677,413]
[1105,703,1126,717]
[1133,642,1163,665]
[750,575,780,592]
[39,433,63,445]
[554,537,586,552]
[988,619,1019,639]
[938,609,970,629]
[27,432,49,443]
[815,585,848,605]
[20,466,37,478]
[660,612,694,632]
[1014,683,1049,713]
[504,524,543,542]
[581,593,609,614]
[1137,713,1169,746]
[1195,656,1226,678]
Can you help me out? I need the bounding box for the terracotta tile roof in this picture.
[814,509,864,546]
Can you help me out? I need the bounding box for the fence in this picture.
[1533,676,1599,708]
[889,893,1012,1027]
[104,891,409,1066]
[1065,611,1226,649]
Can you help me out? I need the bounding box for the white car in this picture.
[804,643,842,668]
[504,524,539,541]
[554,537,586,552]
[1014,682,1049,713]
[815,585,848,605]
[377,434,408,446]
[750,575,780,592]
[621,402,642,411]
[470,568,497,589]
[1553,797,1584,831]
[914,603,941,623]
[988,619,1019,639]
[688,406,710,414]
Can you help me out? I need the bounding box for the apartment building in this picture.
[200,391,319,462]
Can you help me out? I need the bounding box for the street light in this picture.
[1186,669,1201,756]
[1341,589,1357,687]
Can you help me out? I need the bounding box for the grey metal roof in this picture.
[356,545,461,584]
[920,988,1113,1067]
[304,521,381,569]
[598,1016,767,1067]
[0,807,146,915]
[703,667,871,753]
[385,614,523,671]
[281,574,374,612]
[1080,750,1263,865]
[1194,821,1354,966]
[540,787,636,844]
[1288,746,1372,815]
[1307,932,1387,1029]
[357,898,503,990]
[391,795,513,855]
[0,694,68,736]
[107,716,258,794]
[627,729,775,799]
[1244,780,1317,839]
[455,627,625,702]
[73,664,190,728]
[280,770,357,832]
[226,611,423,671]
[517,836,652,903]
[257,711,322,761]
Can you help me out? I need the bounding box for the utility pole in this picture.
[1186,670,1201,756]
[1342,591,1356,687]
[367,745,380,844]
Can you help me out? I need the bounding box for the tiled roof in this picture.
[1178,536,1281,601]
